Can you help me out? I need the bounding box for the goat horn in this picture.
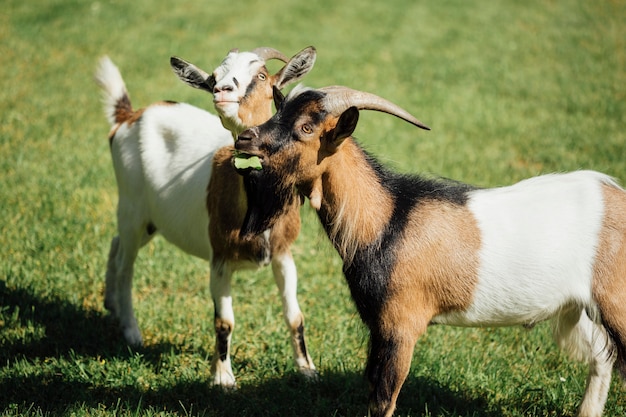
[251,47,289,63]
[319,86,430,130]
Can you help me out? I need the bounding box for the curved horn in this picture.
[250,47,289,63]
[319,86,430,130]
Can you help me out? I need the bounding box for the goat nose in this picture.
[238,126,258,142]
[214,83,234,93]
[213,77,239,93]
[214,85,231,93]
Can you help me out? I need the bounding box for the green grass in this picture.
[1,0,625,416]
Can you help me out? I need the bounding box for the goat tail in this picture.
[94,56,133,127]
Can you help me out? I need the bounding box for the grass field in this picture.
[1,0,625,416]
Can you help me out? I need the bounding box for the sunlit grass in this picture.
[1,0,625,416]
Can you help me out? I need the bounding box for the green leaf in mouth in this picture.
[233,151,263,170]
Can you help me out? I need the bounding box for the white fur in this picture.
[111,103,231,259]
[425,170,619,417]
[95,56,127,126]
[433,171,607,327]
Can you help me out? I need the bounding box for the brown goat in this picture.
[233,85,626,417]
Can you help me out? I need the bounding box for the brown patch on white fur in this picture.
[212,316,234,368]
[113,93,134,125]
[208,146,301,264]
[108,101,177,144]
[592,182,626,375]
[208,146,269,263]
[380,201,481,336]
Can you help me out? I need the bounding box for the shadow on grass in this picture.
[1,370,510,417]
[0,282,572,416]
[0,282,182,362]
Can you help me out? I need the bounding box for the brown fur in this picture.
[208,146,268,263]
[592,183,626,376]
[372,202,481,417]
[208,146,301,264]
[367,330,420,417]
[212,316,233,369]
[108,100,176,145]
[114,93,134,124]
[236,70,275,128]
[384,201,481,326]
[317,139,395,259]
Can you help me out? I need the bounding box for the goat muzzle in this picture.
[236,126,259,146]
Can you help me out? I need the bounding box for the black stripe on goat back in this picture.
[343,147,476,327]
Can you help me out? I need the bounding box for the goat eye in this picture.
[301,124,313,134]
[258,73,267,81]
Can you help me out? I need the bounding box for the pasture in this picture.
[1,0,625,416]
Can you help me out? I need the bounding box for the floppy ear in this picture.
[327,106,359,151]
[274,46,317,89]
[273,85,286,111]
[170,56,215,93]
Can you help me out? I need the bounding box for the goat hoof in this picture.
[211,375,237,390]
[298,367,320,382]
[122,326,143,347]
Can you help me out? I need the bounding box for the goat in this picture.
[94,46,317,387]
[233,84,626,417]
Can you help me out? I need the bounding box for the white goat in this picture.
[94,46,317,387]
[233,85,626,417]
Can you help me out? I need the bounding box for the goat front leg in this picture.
[271,250,317,378]
[366,326,421,417]
[210,259,236,387]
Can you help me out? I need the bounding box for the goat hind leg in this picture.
[554,308,615,417]
[114,233,145,346]
[271,251,317,378]
[583,287,626,416]
[104,235,121,316]
[106,216,152,346]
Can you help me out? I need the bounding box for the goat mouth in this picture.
[232,150,264,173]
[214,99,239,106]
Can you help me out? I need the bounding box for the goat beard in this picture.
[239,167,296,239]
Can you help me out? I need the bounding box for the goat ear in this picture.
[273,86,285,110]
[328,106,359,149]
[170,56,215,93]
[274,46,317,89]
